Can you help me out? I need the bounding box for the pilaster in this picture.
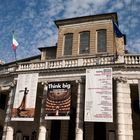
[38,83,48,140]
[2,81,16,140]
[75,78,84,140]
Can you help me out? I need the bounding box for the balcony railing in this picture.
[124,54,140,64]
[0,54,140,74]
[17,55,115,71]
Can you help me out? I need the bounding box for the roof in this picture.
[1,54,41,66]
[38,45,57,51]
[55,12,118,28]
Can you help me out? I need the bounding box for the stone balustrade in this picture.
[0,65,16,74]
[124,54,140,64]
[18,62,46,70]
[17,56,115,71]
[0,54,140,74]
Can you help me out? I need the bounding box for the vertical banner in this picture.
[84,68,113,122]
[11,73,38,121]
[45,81,71,120]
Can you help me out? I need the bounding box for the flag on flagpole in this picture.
[12,33,19,51]
[112,20,124,38]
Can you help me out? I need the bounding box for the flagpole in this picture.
[14,49,17,62]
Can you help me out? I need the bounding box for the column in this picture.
[5,126,13,140]
[116,77,133,140]
[2,83,15,140]
[38,126,46,140]
[38,83,47,140]
[75,79,84,140]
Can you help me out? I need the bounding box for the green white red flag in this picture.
[12,33,19,51]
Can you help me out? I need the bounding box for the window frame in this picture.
[79,31,90,54]
[96,29,107,53]
[63,33,73,56]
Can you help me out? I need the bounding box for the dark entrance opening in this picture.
[0,126,3,140]
[94,122,106,140]
[68,107,76,140]
[130,84,140,140]
[50,120,61,140]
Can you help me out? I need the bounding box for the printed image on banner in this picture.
[45,81,71,120]
[11,73,38,121]
[84,68,113,122]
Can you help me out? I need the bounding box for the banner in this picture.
[45,82,71,120]
[11,73,38,121]
[84,68,113,122]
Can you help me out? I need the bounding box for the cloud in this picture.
[0,0,140,63]
[126,38,140,53]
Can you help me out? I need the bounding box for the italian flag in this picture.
[12,34,19,51]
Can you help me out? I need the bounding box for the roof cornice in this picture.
[55,12,118,28]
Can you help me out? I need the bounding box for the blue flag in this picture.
[113,20,124,38]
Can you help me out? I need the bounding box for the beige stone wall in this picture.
[115,36,125,55]
[56,20,115,58]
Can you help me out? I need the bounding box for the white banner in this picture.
[11,73,38,121]
[84,68,113,122]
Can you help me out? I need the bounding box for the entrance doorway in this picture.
[0,126,3,140]
[94,122,106,140]
[130,84,140,140]
[50,120,61,140]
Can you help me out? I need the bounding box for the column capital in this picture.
[41,81,48,86]
[10,80,17,88]
[41,82,48,91]
[0,80,16,91]
[76,76,85,84]
[114,76,127,83]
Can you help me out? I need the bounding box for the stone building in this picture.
[0,12,140,140]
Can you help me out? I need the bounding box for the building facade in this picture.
[0,13,140,140]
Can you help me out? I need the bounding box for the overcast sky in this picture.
[0,0,140,63]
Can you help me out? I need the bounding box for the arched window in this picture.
[64,33,73,56]
[79,31,90,54]
[97,29,107,53]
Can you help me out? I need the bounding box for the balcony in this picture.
[16,55,116,71]
[0,54,140,74]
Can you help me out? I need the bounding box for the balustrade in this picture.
[0,54,140,74]
[124,55,140,64]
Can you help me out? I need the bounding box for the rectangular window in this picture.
[0,93,7,110]
[64,33,73,56]
[79,31,90,54]
[97,29,107,53]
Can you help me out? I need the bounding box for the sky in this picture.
[0,0,140,63]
